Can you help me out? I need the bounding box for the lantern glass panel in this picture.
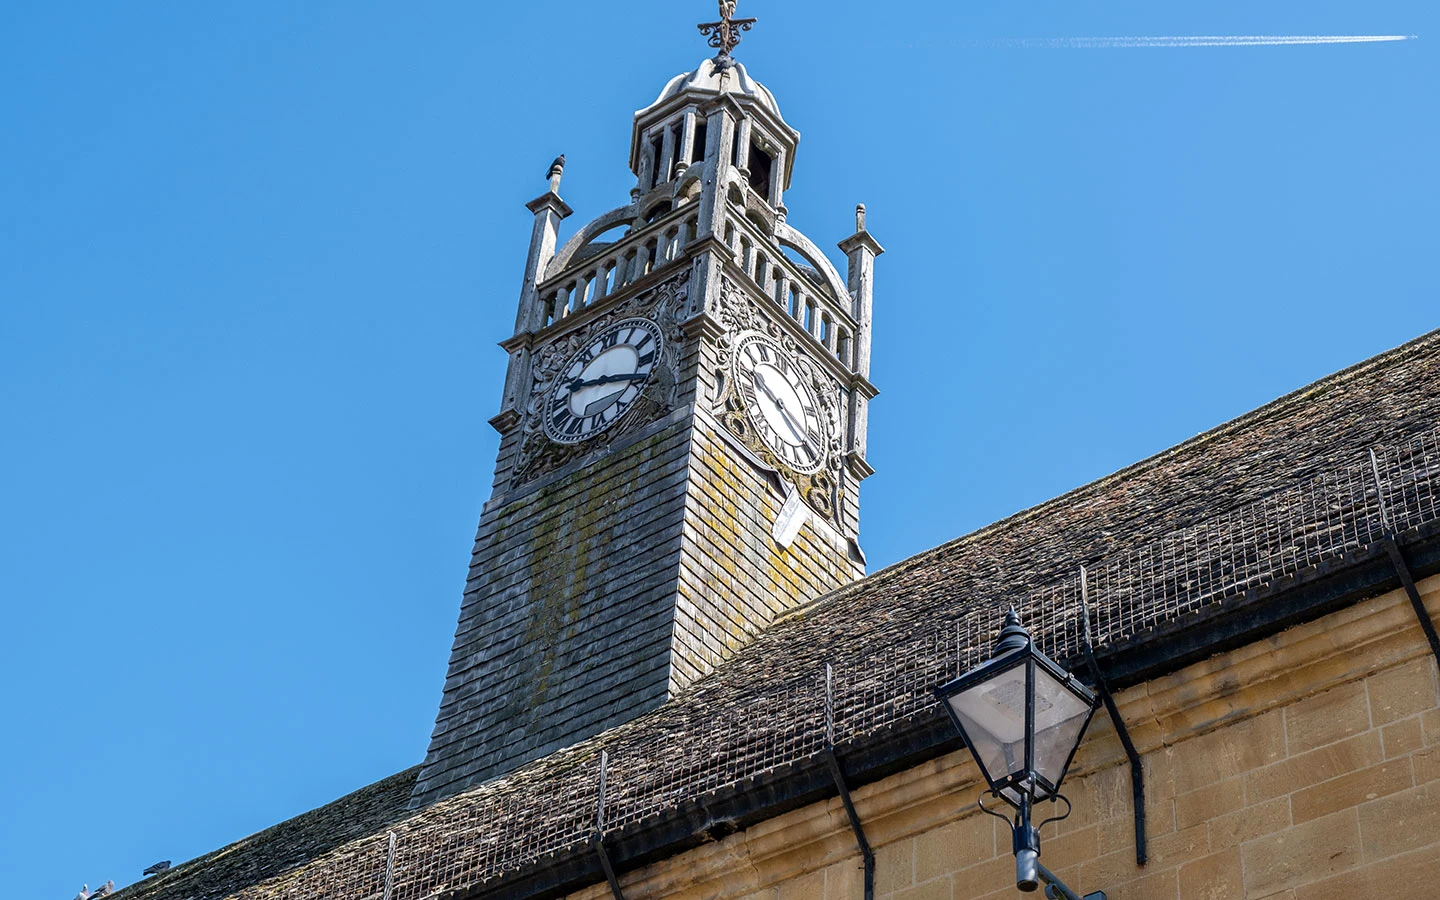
[1031,663,1095,795]
[943,659,1029,786]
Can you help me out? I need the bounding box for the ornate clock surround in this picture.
[511,273,690,489]
[711,277,846,525]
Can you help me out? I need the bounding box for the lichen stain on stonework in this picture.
[518,494,593,712]
[503,426,682,718]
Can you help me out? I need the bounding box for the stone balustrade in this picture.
[723,211,859,374]
[533,207,699,331]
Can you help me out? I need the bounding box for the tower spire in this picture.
[697,0,757,70]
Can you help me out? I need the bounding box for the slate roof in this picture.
[114,768,419,900]
[113,329,1440,900]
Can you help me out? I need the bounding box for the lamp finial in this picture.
[993,608,1030,656]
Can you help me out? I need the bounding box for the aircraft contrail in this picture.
[996,35,1415,49]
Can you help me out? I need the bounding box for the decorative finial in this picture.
[547,154,565,193]
[992,607,1031,656]
[855,203,866,232]
[697,0,757,71]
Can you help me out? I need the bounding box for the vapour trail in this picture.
[997,35,1415,49]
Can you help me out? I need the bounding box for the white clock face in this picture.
[544,318,663,444]
[732,333,828,474]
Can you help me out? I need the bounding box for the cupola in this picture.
[629,15,799,219]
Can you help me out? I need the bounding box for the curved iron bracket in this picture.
[825,664,876,900]
[1079,566,1148,866]
[594,751,626,900]
[1370,449,1440,673]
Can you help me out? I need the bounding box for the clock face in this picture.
[732,333,828,474]
[544,318,663,445]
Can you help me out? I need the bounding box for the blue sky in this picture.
[1,2,1434,897]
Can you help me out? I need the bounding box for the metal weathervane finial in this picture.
[698,0,757,70]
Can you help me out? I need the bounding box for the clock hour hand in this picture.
[567,372,648,392]
[751,371,805,440]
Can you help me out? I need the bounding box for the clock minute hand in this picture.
[567,372,648,392]
[751,371,805,439]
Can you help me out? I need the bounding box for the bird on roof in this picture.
[73,885,89,900]
[90,882,114,898]
[144,861,172,876]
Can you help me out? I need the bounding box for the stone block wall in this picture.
[567,574,1440,900]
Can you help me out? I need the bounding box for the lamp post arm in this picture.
[1015,850,1104,900]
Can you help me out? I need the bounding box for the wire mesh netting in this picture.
[234,428,1440,900]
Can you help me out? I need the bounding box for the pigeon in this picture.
[144,861,172,876]
[73,885,89,900]
[91,882,115,898]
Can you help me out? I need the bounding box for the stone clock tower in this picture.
[411,5,881,808]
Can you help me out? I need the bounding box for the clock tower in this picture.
[411,4,882,808]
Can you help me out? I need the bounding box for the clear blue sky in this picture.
[1,1,1434,896]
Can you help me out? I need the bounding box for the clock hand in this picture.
[751,371,806,440]
[567,372,649,392]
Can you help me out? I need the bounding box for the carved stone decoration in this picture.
[510,273,690,488]
[714,278,846,524]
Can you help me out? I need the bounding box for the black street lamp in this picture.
[934,610,1106,900]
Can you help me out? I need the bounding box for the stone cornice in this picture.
[524,192,573,219]
[845,451,876,481]
[487,409,521,435]
[838,229,885,258]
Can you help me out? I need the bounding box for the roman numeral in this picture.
[564,416,586,436]
[601,330,621,349]
[636,350,655,367]
[632,331,652,351]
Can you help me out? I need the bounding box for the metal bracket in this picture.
[382,831,396,900]
[1018,848,1106,900]
[594,751,626,900]
[825,664,876,900]
[1370,450,1440,673]
[1079,566,1148,866]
